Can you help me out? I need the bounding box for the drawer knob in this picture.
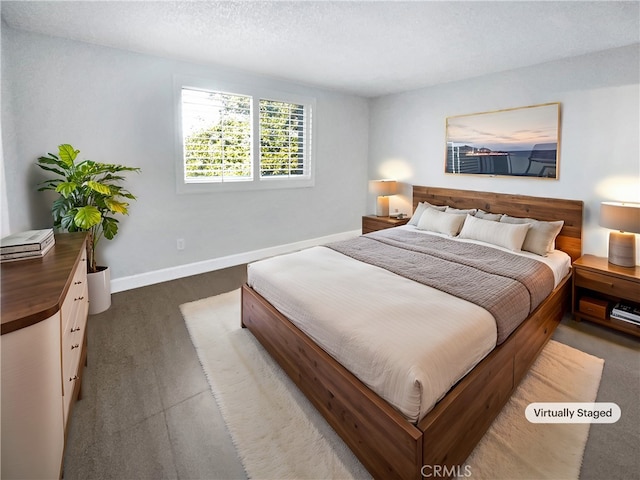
[70,326,81,333]
[74,296,85,301]
[71,343,80,350]
[69,375,78,382]
[74,280,83,285]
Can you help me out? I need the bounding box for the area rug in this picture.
[180,289,604,480]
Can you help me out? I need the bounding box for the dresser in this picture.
[1,233,89,479]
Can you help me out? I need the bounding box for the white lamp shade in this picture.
[600,202,640,233]
[371,180,397,196]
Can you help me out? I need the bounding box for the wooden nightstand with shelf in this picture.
[362,215,410,234]
[572,254,640,338]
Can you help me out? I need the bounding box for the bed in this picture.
[241,186,583,479]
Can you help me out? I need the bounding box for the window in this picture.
[182,89,252,182]
[176,78,314,192]
[259,99,306,178]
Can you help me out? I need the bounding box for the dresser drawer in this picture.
[62,314,83,360]
[62,338,82,389]
[62,345,82,424]
[61,290,81,339]
[574,268,639,300]
[62,316,85,424]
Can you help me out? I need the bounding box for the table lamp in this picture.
[599,201,640,267]
[372,180,397,217]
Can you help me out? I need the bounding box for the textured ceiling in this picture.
[2,1,639,97]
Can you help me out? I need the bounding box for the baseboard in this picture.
[111,229,361,293]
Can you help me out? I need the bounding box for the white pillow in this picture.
[500,215,564,256]
[417,208,466,236]
[408,201,446,226]
[459,214,531,251]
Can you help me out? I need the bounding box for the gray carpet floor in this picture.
[63,265,639,479]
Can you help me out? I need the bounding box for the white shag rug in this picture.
[180,289,604,480]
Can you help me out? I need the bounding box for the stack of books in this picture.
[610,301,640,327]
[1,229,55,263]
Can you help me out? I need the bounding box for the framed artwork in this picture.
[445,102,560,179]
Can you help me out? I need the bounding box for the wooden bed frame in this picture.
[241,186,583,479]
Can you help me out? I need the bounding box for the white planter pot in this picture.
[87,266,111,315]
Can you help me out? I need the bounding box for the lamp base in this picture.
[376,196,389,217]
[608,231,636,268]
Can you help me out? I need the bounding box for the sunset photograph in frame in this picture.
[445,103,560,179]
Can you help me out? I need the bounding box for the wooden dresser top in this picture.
[1,233,87,335]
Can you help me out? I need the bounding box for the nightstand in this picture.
[362,215,410,234]
[572,254,640,338]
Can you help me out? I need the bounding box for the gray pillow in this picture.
[445,206,478,215]
[500,215,564,256]
[474,209,503,222]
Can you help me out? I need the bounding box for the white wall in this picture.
[369,44,640,262]
[1,21,16,239]
[4,22,639,285]
[1,25,369,286]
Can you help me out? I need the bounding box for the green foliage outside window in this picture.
[182,89,306,181]
[259,100,305,177]
[185,119,252,179]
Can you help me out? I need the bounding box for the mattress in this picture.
[247,229,571,423]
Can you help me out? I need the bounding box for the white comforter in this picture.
[247,230,570,423]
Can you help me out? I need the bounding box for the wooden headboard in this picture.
[413,186,584,262]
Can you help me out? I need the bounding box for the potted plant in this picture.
[37,144,140,314]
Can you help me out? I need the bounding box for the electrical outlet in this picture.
[176,238,185,251]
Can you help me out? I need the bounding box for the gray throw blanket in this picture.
[327,229,555,344]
